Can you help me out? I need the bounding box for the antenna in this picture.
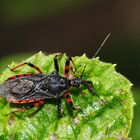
[80,33,111,78]
[93,33,111,58]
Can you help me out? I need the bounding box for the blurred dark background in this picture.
[0,0,140,139]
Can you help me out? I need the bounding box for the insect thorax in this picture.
[42,72,69,98]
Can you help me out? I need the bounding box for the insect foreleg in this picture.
[81,80,105,104]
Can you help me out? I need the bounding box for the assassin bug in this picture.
[0,33,110,116]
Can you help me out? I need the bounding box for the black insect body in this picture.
[0,34,111,116]
[0,55,103,116]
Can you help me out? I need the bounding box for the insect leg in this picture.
[64,92,80,110]
[81,80,105,104]
[64,57,76,78]
[6,73,35,81]
[29,100,45,117]
[34,100,45,107]
[8,62,42,73]
[10,107,27,113]
[7,100,45,116]
[54,55,59,73]
[57,99,63,116]
[7,104,34,116]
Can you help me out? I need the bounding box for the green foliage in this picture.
[0,52,134,140]
[130,88,140,140]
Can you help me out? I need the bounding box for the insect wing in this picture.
[0,74,53,102]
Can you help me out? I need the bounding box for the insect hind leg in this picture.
[28,104,44,118]
[7,100,45,116]
[6,73,35,81]
[6,104,34,116]
[8,62,42,74]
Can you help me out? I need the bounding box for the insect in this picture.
[0,34,110,116]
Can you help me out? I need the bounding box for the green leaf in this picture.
[0,52,134,140]
[130,88,140,140]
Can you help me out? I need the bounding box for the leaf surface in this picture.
[0,52,134,140]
